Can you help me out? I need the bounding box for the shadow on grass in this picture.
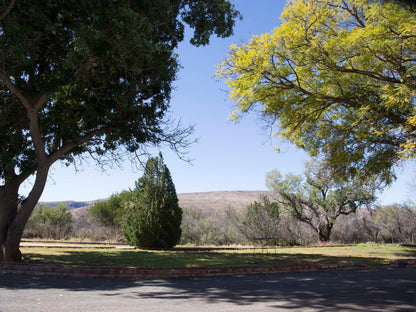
[19,245,416,268]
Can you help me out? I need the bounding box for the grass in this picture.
[19,243,416,268]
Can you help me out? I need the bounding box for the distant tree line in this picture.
[23,156,415,247]
[230,201,416,246]
[24,196,416,246]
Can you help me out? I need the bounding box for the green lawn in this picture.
[19,243,416,268]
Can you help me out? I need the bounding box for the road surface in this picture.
[0,268,415,311]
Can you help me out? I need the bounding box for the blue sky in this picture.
[22,0,414,204]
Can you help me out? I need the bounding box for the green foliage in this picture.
[0,0,240,181]
[122,154,182,248]
[241,196,281,244]
[229,197,314,246]
[266,160,378,242]
[218,0,416,183]
[89,192,130,228]
[180,207,243,246]
[24,204,73,239]
[0,0,239,261]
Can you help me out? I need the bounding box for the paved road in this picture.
[0,268,415,312]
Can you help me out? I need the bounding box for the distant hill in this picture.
[44,191,273,221]
[178,191,272,219]
[39,200,97,210]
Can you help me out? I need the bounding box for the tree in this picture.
[218,0,416,184]
[373,204,416,243]
[180,207,242,246]
[88,192,130,242]
[266,160,377,242]
[89,192,130,228]
[122,154,182,248]
[24,204,72,239]
[233,196,282,245]
[0,0,239,261]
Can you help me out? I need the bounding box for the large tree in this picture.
[266,161,377,242]
[218,0,416,183]
[0,0,239,261]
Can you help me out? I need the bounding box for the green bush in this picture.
[180,207,244,245]
[122,154,182,248]
[89,193,126,228]
[24,204,73,239]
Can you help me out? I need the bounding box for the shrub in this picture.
[180,207,244,245]
[122,154,182,248]
[24,204,73,239]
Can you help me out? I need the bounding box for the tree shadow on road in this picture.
[1,268,415,312]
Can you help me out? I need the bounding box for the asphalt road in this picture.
[0,268,415,312]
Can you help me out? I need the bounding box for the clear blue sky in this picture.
[22,0,414,204]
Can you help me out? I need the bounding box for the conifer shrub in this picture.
[122,154,182,248]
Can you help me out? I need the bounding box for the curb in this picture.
[1,261,367,279]
[1,259,415,280]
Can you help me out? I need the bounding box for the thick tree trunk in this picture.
[0,184,21,262]
[0,229,23,262]
[0,167,49,262]
[317,222,333,243]
[318,232,330,243]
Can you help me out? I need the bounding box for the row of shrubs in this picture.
[23,199,416,246]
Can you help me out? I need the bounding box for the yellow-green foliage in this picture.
[218,0,416,182]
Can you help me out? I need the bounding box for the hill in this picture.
[46,191,273,221]
[178,191,272,219]
[39,200,96,210]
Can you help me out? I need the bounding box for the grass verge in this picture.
[19,244,416,268]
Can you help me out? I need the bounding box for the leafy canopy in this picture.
[219,0,416,183]
[0,0,240,183]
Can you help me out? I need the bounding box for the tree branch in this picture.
[0,0,15,21]
[0,72,31,110]
[47,127,107,166]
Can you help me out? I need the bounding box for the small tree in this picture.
[24,204,72,239]
[122,154,182,248]
[236,196,281,245]
[89,192,131,228]
[266,160,377,242]
[88,192,130,243]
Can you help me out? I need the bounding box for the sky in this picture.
[21,0,415,205]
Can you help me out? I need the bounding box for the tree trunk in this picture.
[0,228,23,262]
[317,222,333,243]
[0,166,49,262]
[0,184,21,262]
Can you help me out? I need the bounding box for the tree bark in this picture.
[0,181,20,261]
[0,166,50,262]
[317,221,333,243]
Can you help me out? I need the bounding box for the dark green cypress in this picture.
[122,154,182,248]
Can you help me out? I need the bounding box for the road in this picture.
[0,268,415,311]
